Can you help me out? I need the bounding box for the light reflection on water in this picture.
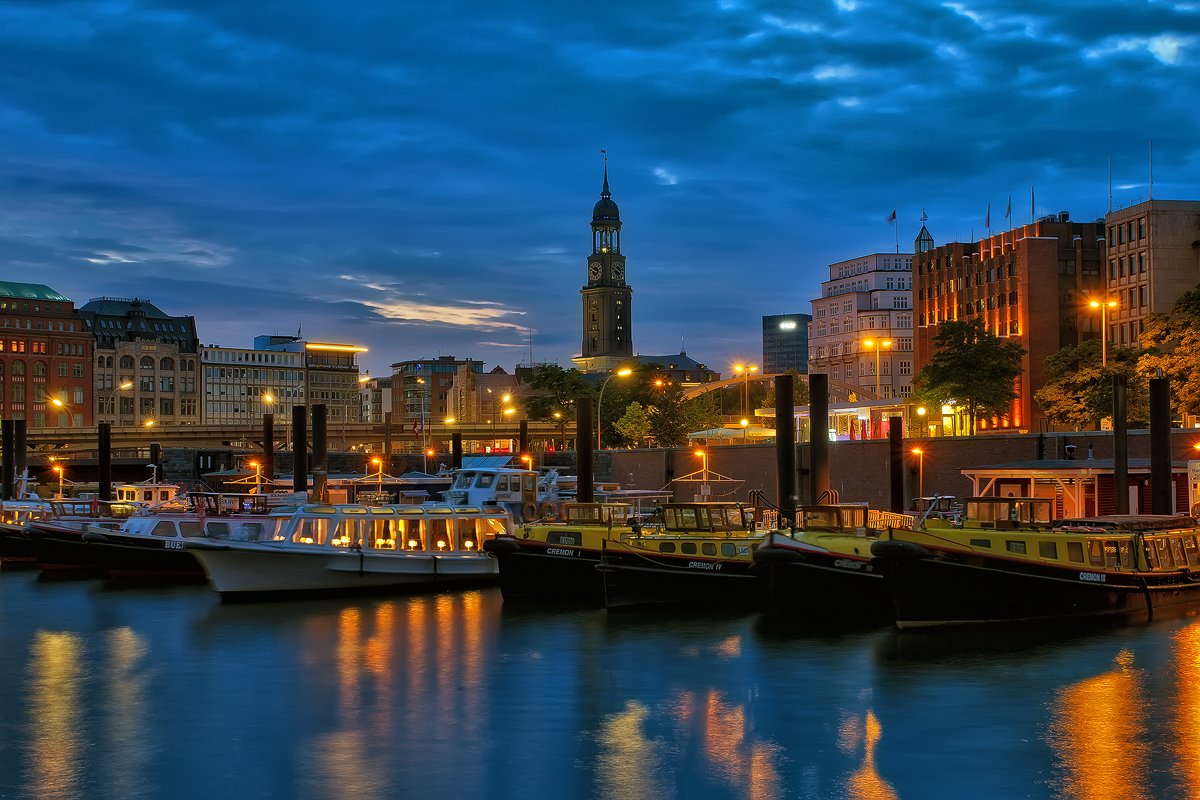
[10,574,1200,798]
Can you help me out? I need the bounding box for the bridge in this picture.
[681,373,879,404]
[24,420,567,451]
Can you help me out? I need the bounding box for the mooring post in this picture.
[775,374,796,524]
[576,398,594,503]
[1149,377,1171,515]
[1113,374,1128,515]
[293,405,309,495]
[809,373,830,504]
[98,423,112,502]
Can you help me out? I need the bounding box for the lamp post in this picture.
[694,449,709,498]
[100,381,133,422]
[262,394,291,448]
[912,448,924,498]
[741,418,749,442]
[1090,299,1119,366]
[371,457,383,493]
[733,364,758,417]
[250,460,261,494]
[340,374,371,451]
[53,464,64,497]
[861,340,892,398]
[916,406,927,437]
[597,368,633,450]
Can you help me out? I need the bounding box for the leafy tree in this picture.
[913,318,1026,435]
[680,391,721,435]
[613,402,652,448]
[648,380,689,447]
[1139,284,1200,416]
[597,360,665,448]
[520,364,594,449]
[1035,339,1148,430]
[757,370,811,412]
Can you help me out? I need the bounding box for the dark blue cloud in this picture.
[0,0,1196,376]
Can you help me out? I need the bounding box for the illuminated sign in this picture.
[305,343,368,352]
[779,321,797,330]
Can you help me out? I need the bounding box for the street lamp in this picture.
[262,394,292,449]
[371,457,383,493]
[694,449,709,498]
[741,418,749,442]
[250,460,261,494]
[916,406,927,437]
[1090,299,1119,366]
[53,464,64,497]
[597,368,633,450]
[339,374,372,451]
[861,340,892,398]
[733,364,759,417]
[100,381,133,421]
[912,448,924,498]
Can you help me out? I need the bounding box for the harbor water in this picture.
[2,570,1198,799]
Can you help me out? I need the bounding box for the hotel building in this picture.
[807,252,915,400]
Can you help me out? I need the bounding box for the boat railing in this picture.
[869,509,915,530]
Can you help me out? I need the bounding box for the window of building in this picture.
[1139,218,1146,239]
[160,398,174,415]
[140,356,154,369]
[58,362,68,377]
[1119,225,1125,244]
[899,360,912,375]
[1139,254,1146,273]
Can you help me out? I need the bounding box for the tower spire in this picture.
[601,149,610,197]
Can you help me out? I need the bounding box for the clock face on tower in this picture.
[613,262,624,282]
[589,262,601,281]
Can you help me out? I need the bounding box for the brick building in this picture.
[390,356,484,429]
[0,282,93,428]
[914,213,1106,432]
[1103,199,1200,348]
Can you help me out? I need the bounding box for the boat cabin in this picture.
[558,503,632,525]
[114,483,180,504]
[961,497,1053,528]
[209,504,511,552]
[654,503,755,534]
[445,469,538,507]
[797,505,869,534]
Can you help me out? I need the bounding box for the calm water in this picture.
[2,570,1199,799]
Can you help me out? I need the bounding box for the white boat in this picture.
[184,503,510,599]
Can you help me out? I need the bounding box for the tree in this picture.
[913,318,1026,435]
[682,391,723,434]
[1035,339,1148,430]
[757,370,810,412]
[520,364,594,449]
[648,380,689,447]
[1139,284,1200,416]
[613,402,652,448]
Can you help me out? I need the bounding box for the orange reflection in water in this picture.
[104,627,150,800]
[663,689,781,800]
[26,631,85,800]
[838,710,899,800]
[1171,620,1200,788]
[597,700,671,800]
[1046,649,1148,800]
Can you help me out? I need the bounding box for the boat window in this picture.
[1157,538,1175,568]
[701,543,717,556]
[970,539,992,548]
[453,473,476,489]
[695,508,710,530]
[1104,541,1120,569]
[331,519,362,547]
[1146,541,1160,569]
[524,474,535,492]
[230,522,266,542]
[342,507,367,515]
[495,476,509,491]
[1087,541,1104,566]
[368,519,397,549]
[482,518,507,538]
[206,522,231,539]
[292,518,329,545]
[1119,541,1133,568]
[475,474,494,489]
[1171,538,1187,568]
[458,519,480,551]
[399,519,423,550]
[677,508,697,529]
[143,490,153,502]
[803,509,839,529]
[844,509,865,528]
[681,542,697,555]
[369,507,395,515]
[665,508,678,528]
[605,506,629,524]
[160,490,171,501]
[430,519,453,550]
[660,542,676,553]
[1185,536,1200,567]
[151,520,177,537]
[1038,541,1056,559]
[1006,541,1027,555]
[721,542,736,557]
[1067,542,1084,563]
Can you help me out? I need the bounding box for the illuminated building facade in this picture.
[0,282,93,428]
[808,252,915,400]
[914,212,1106,432]
[574,167,634,374]
[390,355,484,427]
[762,313,811,374]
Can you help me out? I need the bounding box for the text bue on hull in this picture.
[185,503,510,600]
[871,513,1200,628]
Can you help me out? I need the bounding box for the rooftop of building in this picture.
[79,297,181,319]
[0,282,72,303]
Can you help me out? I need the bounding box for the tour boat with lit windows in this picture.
[482,502,635,602]
[443,459,620,522]
[870,509,1200,628]
[596,503,765,609]
[185,503,511,600]
[751,504,915,623]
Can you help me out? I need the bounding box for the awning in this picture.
[688,426,776,440]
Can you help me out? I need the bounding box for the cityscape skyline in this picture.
[1,0,1197,378]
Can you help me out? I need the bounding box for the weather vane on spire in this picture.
[601,149,607,165]
[920,208,928,222]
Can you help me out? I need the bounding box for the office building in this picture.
[762,313,811,374]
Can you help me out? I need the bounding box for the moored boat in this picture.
[1,501,53,565]
[185,503,510,600]
[482,502,634,602]
[596,503,763,609]
[752,504,914,624]
[871,511,1200,628]
[24,499,143,571]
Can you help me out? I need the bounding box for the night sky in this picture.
[2,0,1197,378]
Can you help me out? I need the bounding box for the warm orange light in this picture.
[912,448,922,455]
[616,369,632,377]
[695,451,705,457]
[119,382,132,389]
[741,419,749,427]
[144,420,154,427]
[426,449,434,456]
[862,340,874,347]
[882,340,892,347]
[504,408,516,415]
[262,394,273,402]
[305,343,368,352]
[371,458,381,465]
[52,398,64,407]
[249,461,258,467]
[444,417,455,424]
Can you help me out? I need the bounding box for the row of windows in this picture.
[0,301,67,314]
[1110,254,1147,280]
[1108,218,1146,246]
[6,385,85,403]
[95,356,196,371]
[0,360,83,377]
[97,397,195,416]
[206,367,301,382]
[833,257,912,279]
[3,319,79,332]
[204,350,299,366]
[810,341,913,358]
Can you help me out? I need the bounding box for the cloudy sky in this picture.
[2,0,1197,378]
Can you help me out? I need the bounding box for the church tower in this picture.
[573,166,634,373]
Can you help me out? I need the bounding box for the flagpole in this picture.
[895,212,899,253]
